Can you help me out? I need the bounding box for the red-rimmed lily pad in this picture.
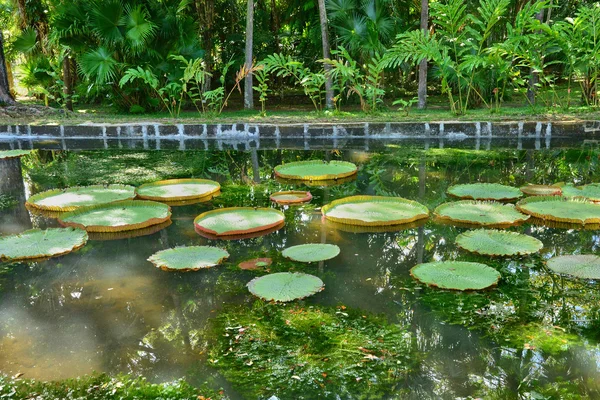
[0,228,88,262]
[274,160,357,181]
[194,207,285,237]
[520,184,562,196]
[322,195,429,226]
[456,229,543,256]
[410,261,501,291]
[546,255,600,280]
[516,196,600,224]
[239,258,273,270]
[447,183,522,201]
[136,178,221,202]
[270,191,312,205]
[434,201,529,226]
[282,243,340,263]
[148,246,229,271]
[26,185,136,212]
[247,272,324,302]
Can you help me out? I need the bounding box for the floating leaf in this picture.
[274,160,357,181]
[88,220,172,241]
[27,185,136,212]
[148,246,229,272]
[276,175,357,187]
[136,178,220,202]
[0,228,88,262]
[546,255,600,280]
[0,150,31,160]
[434,201,529,226]
[322,195,429,226]
[239,258,272,270]
[247,272,324,302]
[447,183,522,201]
[58,200,171,232]
[194,207,285,237]
[520,184,562,196]
[456,230,543,256]
[270,191,312,205]
[282,244,340,263]
[410,261,501,291]
[516,196,600,224]
[558,183,600,202]
[326,218,427,233]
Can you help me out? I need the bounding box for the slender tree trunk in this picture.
[418,0,428,109]
[244,0,254,109]
[527,8,545,106]
[317,0,334,110]
[0,32,16,105]
[63,54,74,111]
[196,0,214,92]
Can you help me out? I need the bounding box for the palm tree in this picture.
[244,0,254,109]
[0,32,16,105]
[318,0,334,109]
[418,0,428,109]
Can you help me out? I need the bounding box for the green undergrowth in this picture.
[210,302,415,399]
[0,194,17,210]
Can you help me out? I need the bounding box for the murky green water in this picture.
[1,146,600,399]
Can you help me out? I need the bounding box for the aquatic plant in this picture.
[274,160,357,181]
[148,246,230,272]
[136,178,220,202]
[0,150,31,159]
[434,201,529,226]
[520,184,562,196]
[27,184,136,211]
[247,272,324,302]
[194,207,285,237]
[516,196,600,224]
[546,255,600,280]
[558,183,600,202]
[410,261,501,291]
[0,228,88,262]
[322,195,429,226]
[270,190,313,205]
[447,183,522,201]
[456,230,543,256]
[282,243,341,263]
[239,257,272,270]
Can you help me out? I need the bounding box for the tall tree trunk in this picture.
[196,0,214,92]
[527,7,545,106]
[317,0,334,110]
[244,0,254,109]
[63,54,74,111]
[0,32,16,105]
[418,0,428,109]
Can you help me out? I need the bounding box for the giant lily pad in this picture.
[520,184,562,196]
[194,207,285,237]
[58,200,171,232]
[148,246,229,272]
[0,150,31,160]
[322,195,429,226]
[447,183,522,201]
[276,175,357,187]
[27,185,136,212]
[282,243,340,263]
[546,255,600,280]
[274,160,357,181]
[0,228,88,262]
[559,183,600,202]
[516,196,600,224]
[247,272,324,302]
[456,229,543,256]
[136,178,220,202]
[239,257,273,270]
[434,201,529,226]
[410,261,501,291]
[88,220,172,241]
[270,191,312,205]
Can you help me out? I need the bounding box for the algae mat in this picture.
[59,200,171,232]
[194,207,285,236]
[27,185,136,212]
[0,228,88,262]
[516,196,600,224]
[136,179,220,201]
[274,160,357,181]
[321,196,429,226]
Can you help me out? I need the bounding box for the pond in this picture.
[1,144,600,399]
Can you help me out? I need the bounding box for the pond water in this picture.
[1,145,600,399]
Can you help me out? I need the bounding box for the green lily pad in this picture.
[148,246,229,271]
[270,191,312,205]
[516,196,600,224]
[274,160,357,181]
[322,195,429,226]
[410,261,501,291]
[194,207,285,237]
[456,229,543,256]
[27,185,136,212]
[247,272,324,302]
[59,200,171,232]
[0,150,32,160]
[447,183,522,201]
[282,243,340,263]
[136,178,221,202]
[546,255,600,279]
[520,184,562,196]
[559,183,600,202]
[434,201,529,226]
[0,228,88,262]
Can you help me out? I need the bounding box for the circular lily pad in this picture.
[282,243,340,263]
[546,255,600,280]
[447,183,522,201]
[456,229,543,256]
[434,201,529,226]
[0,227,88,262]
[0,150,31,160]
[136,179,221,202]
[148,246,229,272]
[247,272,324,302]
[276,175,357,187]
[194,207,285,237]
[239,257,273,270]
[270,191,312,205]
[27,185,136,212]
[520,184,562,196]
[274,160,357,181]
[322,195,429,226]
[559,183,600,202]
[410,261,501,291]
[516,196,600,224]
[58,200,171,232]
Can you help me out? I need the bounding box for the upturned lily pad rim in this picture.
[58,200,172,232]
[26,184,137,212]
[194,207,285,237]
[455,229,543,256]
[434,200,530,227]
[325,218,427,233]
[247,272,325,302]
[136,178,221,201]
[0,150,32,160]
[516,196,600,224]
[162,191,220,207]
[447,183,523,201]
[321,195,430,227]
[546,255,600,280]
[528,217,600,231]
[410,261,501,291]
[0,228,88,262]
[275,175,357,187]
[282,243,341,263]
[520,184,562,196]
[88,220,172,241]
[270,190,313,205]
[148,245,230,272]
[274,160,358,181]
